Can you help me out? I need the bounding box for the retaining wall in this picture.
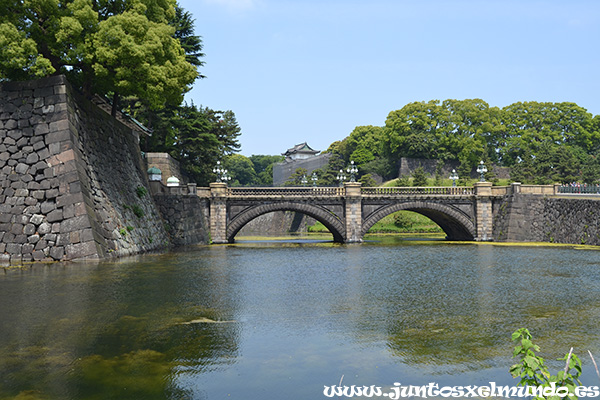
[493,192,600,246]
[0,75,172,262]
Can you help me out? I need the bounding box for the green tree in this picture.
[225,154,256,186]
[500,102,599,166]
[0,0,198,113]
[250,155,284,186]
[143,103,241,186]
[171,4,205,70]
[314,154,346,186]
[395,175,411,187]
[358,173,377,187]
[284,168,308,186]
[168,104,219,186]
[411,166,428,187]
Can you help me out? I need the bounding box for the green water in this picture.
[1,238,600,399]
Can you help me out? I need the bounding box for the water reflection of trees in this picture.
[340,245,600,372]
[0,254,241,399]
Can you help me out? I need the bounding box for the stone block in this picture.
[6,243,22,254]
[42,105,55,114]
[49,119,69,132]
[38,148,50,160]
[15,163,28,174]
[80,228,94,242]
[40,201,56,213]
[70,231,80,244]
[14,234,27,244]
[28,234,40,244]
[15,189,28,197]
[45,94,67,105]
[60,215,91,233]
[56,192,83,208]
[24,224,36,235]
[46,209,63,222]
[30,214,44,225]
[26,152,39,164]
[46,188,59,199]
[8,129,23,140]
[16,137,28,148]
[22,243,34,254]
[20,174,33,183]
[32,250,45,261]
[34,123,49,135]
[66,241,98,260]
[10,223,23,235]
[49,246,64,260]
[45,129,70,144]
[33,86,54,98]
[32,140,46,151]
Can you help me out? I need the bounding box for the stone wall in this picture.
[153,193,209,246]
[493,192,600,245]
[145,152,188,185]
[273,153,331,186]
[0,75,171,262]
[238,211,316,236]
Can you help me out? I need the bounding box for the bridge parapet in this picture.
[227,186,344,197]
[362,186,474,196]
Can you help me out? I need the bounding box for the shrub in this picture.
[412,166,428,187]
[393,212,413,229]
[136,186,148,198]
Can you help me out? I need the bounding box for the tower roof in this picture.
[282,142,319,157]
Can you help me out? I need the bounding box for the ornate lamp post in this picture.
[213,161,230,183]
[449,169,459,187]
[311,172,318,187]
[337,169,346,187]
[301,174,308,187]
[347,160,358,182]
[477,160,488,182]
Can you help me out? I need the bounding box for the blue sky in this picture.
[178,0,600,157]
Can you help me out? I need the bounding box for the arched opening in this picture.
[227,202,345,243]
[365,210,443,235]
[361,202,475,241]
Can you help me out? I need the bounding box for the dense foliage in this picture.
[324,99,600,185]
[222,154,283,186]
[0,0,248,184]
[0,0,198,111]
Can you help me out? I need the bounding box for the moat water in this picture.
[1,236,600,399]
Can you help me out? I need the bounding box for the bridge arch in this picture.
[227,201,345,243]
[361,201,475,240]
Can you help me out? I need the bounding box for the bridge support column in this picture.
[474,182,493,241]
[344,182,362,243]
[210,182,228,244]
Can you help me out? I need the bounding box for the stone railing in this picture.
[520,185,555,195]
[491,186,509,196]
[227,186,345,197]
[149,181,199,196]
[361,186,474,196]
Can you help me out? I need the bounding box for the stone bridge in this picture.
[151,182,594,245]
[202,182,500,244]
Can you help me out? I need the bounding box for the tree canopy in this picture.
[324,99,600,185]
[0,0,198,110]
